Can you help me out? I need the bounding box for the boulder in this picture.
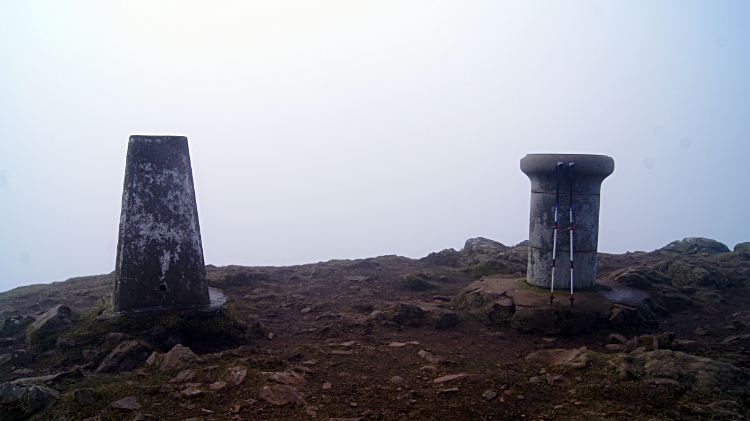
[160,344,202,372]
[392,303,425,321]
[0,382,58,420]
[30,305,79,332]
[95,341,152,373]
[429,309,460,329]
[618,349,750,395]
[610,268,673,290]
[461,238,509,256]
[258,385,307,406]
[661,237,730,255]
[75,388,95,406]
[653,259,729,289]
[734,242,750,254]
[420,248,466,267]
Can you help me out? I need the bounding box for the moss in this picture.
[403,275,436,291]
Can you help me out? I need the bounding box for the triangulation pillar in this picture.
[113,135,210,313]
[520,154,614,289]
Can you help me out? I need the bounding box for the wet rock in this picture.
[111,396,140,410]
[75,388,95,406]
[95,341,152,373]
[258,384,307,406]
[227,366,248,385]
[617,349,750,395]
[160,344,202,372]
[482,390,497,401]
[56,336,76,348]
[661,237,730,255]
[262,371,306,386]
[30,305,79,332]
[525,349,590,369]
[420,248,465,268]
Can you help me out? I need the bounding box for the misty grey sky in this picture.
[1,1,749,293]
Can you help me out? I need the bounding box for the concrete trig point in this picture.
[113,135,214,314]
[520,154,614,290]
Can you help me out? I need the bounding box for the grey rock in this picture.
[160,344,202,372]
[420,248,465,267]
[525,348,590,369]
[258,384,307,406]
[0,382,58,419]
[661,237,730,255]
[30,305,78,332]
[393,303,425,320]
[734,242,750,254]
[482,390,498,401]
[461,237,509,256]
[111,395,140,410]
[75,388,95,406]
[95,341,152,373]
[618,349,750,395]
[429,309,460,329]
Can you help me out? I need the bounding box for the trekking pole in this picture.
[550,162,564,305]
[568,162,576,307]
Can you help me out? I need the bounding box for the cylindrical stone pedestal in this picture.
[113,136,210,313]
[520,154,614,289]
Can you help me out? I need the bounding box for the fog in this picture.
[1,1,749,293]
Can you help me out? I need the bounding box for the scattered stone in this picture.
[331,350,352,355]
[482,390,497,401]
[111,396,140,410]
[132,414,153,421]
[181,388,202,397]
[267,332,275,340]
[96,341,152,373]
[440,387,460,393]
[694,327,708,336]
[430,309,460,328]
[75,388,95,406]
[418,350,446,364]
[82,416,102,421]
[169,369,196,382]
[306,405,320,417]
[262,371,306,386]
[528,376,542,383]
[301,307,312,314]
[420,365,438,374]
[160,344,202,372]
[258,384,307,406]
[525,348,590,368]
[434,374,468,384]
[11,368,32,376]
[516,395,525,400]
[322,382,332,389]
[369,310,386,321]
[209,381,226,390]
[30,305,79,332]
[554,405,564,410]
[136,369,148,377]
[547,374,571,387]
[145,351,160,366]
[608,334,627,344]
[227,366,248,385]
[674,339,696,348]
[390,376,404,384]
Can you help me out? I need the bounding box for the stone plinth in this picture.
[114,136,210,313]
[520,154,614,289]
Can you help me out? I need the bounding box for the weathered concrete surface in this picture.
[114,136,210,313]
[520,154,614,289]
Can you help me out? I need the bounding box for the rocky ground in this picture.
[2,237,750,421]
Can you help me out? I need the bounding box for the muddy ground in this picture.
[2,237,750,420]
